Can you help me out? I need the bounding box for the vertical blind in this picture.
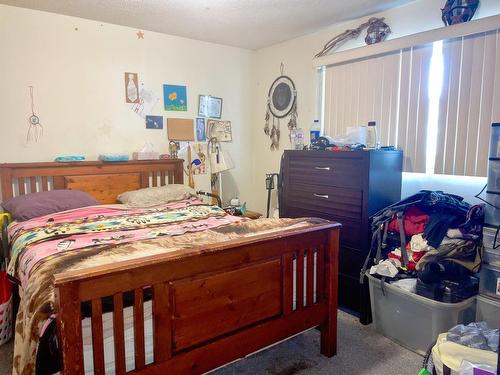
[324,45,432,173]
[434,29,500,177]
[323,29,500,176]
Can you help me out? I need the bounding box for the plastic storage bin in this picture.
[483,193,500,226]
[489,123,500,158]
[482,226,500,249]
[484,248,500,267]
[367,274,476,355]
[479,263,500,300]
[476,294,500,328]
[487,158,500,194]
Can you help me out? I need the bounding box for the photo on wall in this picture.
[163,84,187,111]
[198,95,223,118]
[206,119,232,142]
[146,115,163,129]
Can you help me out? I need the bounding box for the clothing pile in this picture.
[364,190,484,303]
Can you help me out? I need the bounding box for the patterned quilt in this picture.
[8,197,323,374]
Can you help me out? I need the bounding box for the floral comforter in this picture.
[8,197,322,374]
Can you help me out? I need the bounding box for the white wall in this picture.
[0,4,255,204]
[249,0,500,213]
[2,1,500,211]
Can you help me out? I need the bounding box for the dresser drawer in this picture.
[286,183,363,220]
[284,206,364,248]
[287,153,365,188]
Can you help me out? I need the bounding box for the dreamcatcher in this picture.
[264,63,298,151]
[27,86,43,142]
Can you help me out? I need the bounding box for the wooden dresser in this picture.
[280,150,403,315]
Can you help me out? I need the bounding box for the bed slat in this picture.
[134,288,146,370]
[91,299,105,375]
[296,249,304,310]
[306,249,314,307]
[18,178,25,195]
[151,172,158,187]
[153,283,172,363]
[30,177,37,193]
[316,245,325,303]
[41,176,49,191]
[113,293,126,375]
[282,252,294,315]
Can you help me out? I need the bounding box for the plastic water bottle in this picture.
[366,121,379,149]
[310,120,321,142]
[291,128,304,150]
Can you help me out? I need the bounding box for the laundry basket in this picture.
[0,259,12,346]
[0,213,13,346]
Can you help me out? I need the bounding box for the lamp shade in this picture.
[209,147,234,173]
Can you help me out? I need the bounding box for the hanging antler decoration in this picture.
[315,17,390,58]
[264,63,298,151]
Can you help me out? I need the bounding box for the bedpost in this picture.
[320,227,340,357]
[55,281,84,375]
[0,166,13,201]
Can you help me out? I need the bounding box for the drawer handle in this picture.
[313,194,329,199]
[314,166,331,171]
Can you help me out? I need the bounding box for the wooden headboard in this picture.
[0,160,184,204]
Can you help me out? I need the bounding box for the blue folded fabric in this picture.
[98,154,129,162]
[54,155,85,162]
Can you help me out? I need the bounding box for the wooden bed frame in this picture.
[0,160,340,375]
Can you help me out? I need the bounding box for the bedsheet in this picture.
[8,197,324,374]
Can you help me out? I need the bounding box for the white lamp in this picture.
[208,137,234,203]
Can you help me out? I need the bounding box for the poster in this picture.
[177,143,207,175]
[163,84,187,111]
[206,119,232,142]
[124,72,139,103]
[193,143,207,175]
[196,118,206,141]
[146,115,163,129]
[129,88,159,119]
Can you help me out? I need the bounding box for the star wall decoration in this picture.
[136,30,144,39]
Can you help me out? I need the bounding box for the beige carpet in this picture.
[0,311,422,375]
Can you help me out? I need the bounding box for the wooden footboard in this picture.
[54,223,340,374]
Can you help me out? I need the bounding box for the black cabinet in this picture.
[280,150,403,315]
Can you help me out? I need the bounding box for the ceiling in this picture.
[0,0,415,49]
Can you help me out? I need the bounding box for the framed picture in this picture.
[206,119,232,142]
[198,95,223,119]
[163,84,187,111]
[145,115,163,129]
[196,118,206,141]
[124,72,139,103]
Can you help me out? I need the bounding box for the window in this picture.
[321,28,500,177]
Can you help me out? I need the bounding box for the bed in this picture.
[0,160,340,375]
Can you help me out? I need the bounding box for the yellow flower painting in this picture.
[163,84,187,111]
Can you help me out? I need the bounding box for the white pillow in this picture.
[117,184,196,207]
